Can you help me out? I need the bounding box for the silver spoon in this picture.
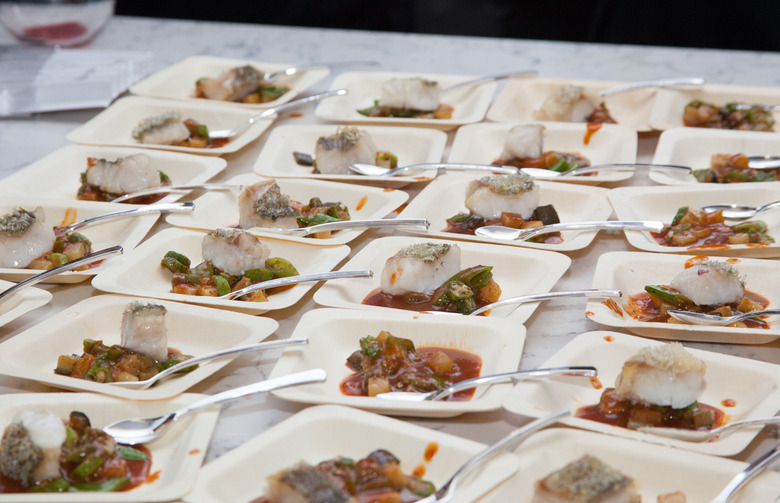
[744,154,780,169]
[667,308,780,327]
[440,69,537,94]
[263,60,380,83]
[110,184,244,204]
[520,163,692,179]
[414,410,569,503]
[475,220,665,241]
[598,77,706,97]
[701,201,780,220]
[59,201,195,233]
[108,338,309,390]
[102,368,326,445]
[348,162,518,178]
[375,366,597,402]
[208,89,347,140]
[220,269,373,300]
[638,416,780,442]
[0,246,123,302]
[709,444,780,503]
[468,289,622,316]
[258,218,429,236]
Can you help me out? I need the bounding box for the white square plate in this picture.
[480,428,780,502]
[649,83,780,131]
[397,177,612,251]
[0,144,226,203]
[129,55,329,109]
[92,227,350,314]
[0,392,218,502]
[165,173,408,246]
[501,330,780,456]
[183,404,519,503]
[252,124,448,185]
[0,295,278,400]
[0,198,159,283]
[66,96,273,156]
[0,279,52,328]
[448,122,638,184]
[650,127,780,185]
[313,236,571,322]
[486,77,658,131]
[315,71,497,130]
[586,251,780,343]
[609,183,780,257]
[269,308,525,418]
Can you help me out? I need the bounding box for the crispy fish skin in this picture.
[266,462,356,503]
[533,455,640,503]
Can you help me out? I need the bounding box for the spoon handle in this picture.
[430,366,597,401]
[430,411,569,502]
[145,338,309,382]
[515,220,665,241]
[718,417,780,437]
[62,201,195,233]
[222,269,373,299]
[111,184,244,203]
[468,289,622,316]
[598,77,705,97]
[232,89,347,137]
[270,218,430,236]
[0,246,123,301]
[404,163,518,176]
[564,163,693,176]
[440,69,537,94]
[171,368,326,422]
[264,60,380,83]
[748,155,780,170]
[709,443,780,503]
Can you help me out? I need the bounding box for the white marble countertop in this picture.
[1,15,780,495]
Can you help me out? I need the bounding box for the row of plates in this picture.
[125,56,780,132]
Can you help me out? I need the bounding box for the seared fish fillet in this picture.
[379,77,440,111]
[132,111,190,145]
[266,462,356,503]
[533,455,640,503]
[201,228,270,276]
[0,207,55,269]
[85,153,159,195]
[669,260,744,306]
[533,85,596,122]
[465,172,540,220]
[196,65,264,102]
[0,411,66,485]
[380,242,461,295]
[238,180,300,230]
[120,300,168,361]
[314,127,377,175]
[615,342,706,409]
[497,124,545,161]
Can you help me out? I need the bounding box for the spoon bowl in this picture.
[667,308,780,327]
[375,366,597,402]
[638,416,780,442]
[348,162,517,178]
[108,338,308,390]
[110,184,244,204]
[59,201,194,233]
[103,368,326,444]
[701,201,780,220]
[467,289,621,316]
[208,89,347,140]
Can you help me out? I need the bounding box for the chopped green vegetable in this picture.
[644,285,694,308]
[265,257,299,278]
[118,445,148,461]
[71,478,130,492]
[73,455,105,479]
[211,274,231,296]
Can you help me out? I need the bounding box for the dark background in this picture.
[115,0,780,53]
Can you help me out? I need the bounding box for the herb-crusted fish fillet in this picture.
[266,462,356,503]
[533,455,640,503]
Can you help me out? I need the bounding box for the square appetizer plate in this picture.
[609,183,780,258]
[129,55,330,109]
[485,77,660,131]
[0,392,218,502]
[0,295,278,400]
[586,251,780,344]
[0,144,226,203]
[648,82,780,131]
[66,96,273,156]
[448,122,638,184]
[501,330,780,456]
[314,71,497,130]
[313,236,571,321]
[91,227,350,314]
[397,178,611,251]
[269,308,525,418]
[0,279,52,328]
[0,197,159,283]
[650,127,780,185]
[479,428,780,502]
[252,124,447,185]
[183,404,519,503]
[165,173,408,246]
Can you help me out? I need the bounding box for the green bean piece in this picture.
[211,274,231,296]
[187,261,214,284]
[265,257,299,278]
[118,445,148,461]
[409,477,436,497]
[196,124,210,139]
[359,336,380,359]
[83,339,96,353]
[69,232,91,245]
[29,477,71,492]
[161,256,189,274]
[159,170,170,183]
[308,197,323,207]
[644,285,694,308]
[385,334,415,351]
[297,213,341,227]
[164,251,191,267]
[670,206,688,226]
[49,253,69,266]
[73,455,105,479]
[733,220,768,234]
[243,268,274,282]
[71,478,130,492]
